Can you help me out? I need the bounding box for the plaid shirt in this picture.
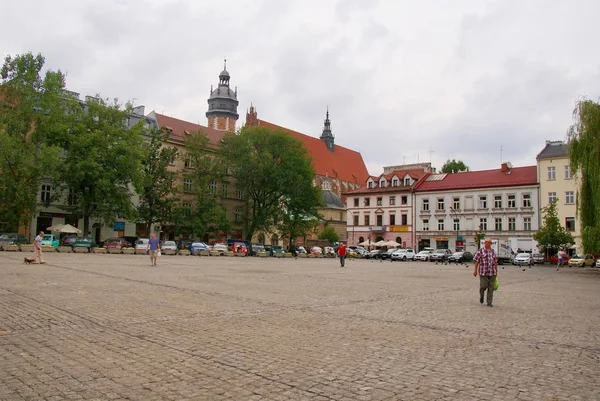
[474,247,498,276]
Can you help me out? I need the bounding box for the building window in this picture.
[402,214,407,225]
[236,188,243,200]
[453,197,460,210]
[389,214,396,225]
[41,184,51,203]
[68,187,78,206]
[507,194,516,208]
[354,198,359,207]
[389,196,396,206]
[168,155,176,166]
[183,178,193,193]
[508,217,516,231]
[376,215,383,225]
[494,195,502,208]
[547,166,556,180]
[423,219,429,231]
[522,193,531,208]
[379,179,386,187]
[453,219,460,231]
[364,215,370,226]
[368,182,373,188]
[184,156,193,169]
[353,215,359,226]
[437,198,445,210]
[401,196,408,205]
[392,178,398,186]
[564,165,572,179]
[183,202,192,217]
[479,218,487,231]
[565,191,574,204]
[438,219,444,230]
[479,196,487,209]
[422,199,430,211]
[376,197,382,206]
[222,183,228,197]
[495,218,502,231]
[404,177,411,186]
[234,208,242,222]
[364,197,370,206]
[523,217,531,231]
[548,192,557,204]
[208,180,217,194]
[565,217,575,232]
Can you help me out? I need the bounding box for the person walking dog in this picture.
[337,242,347,267]
[473,238,498,307]
[33,231,45,264]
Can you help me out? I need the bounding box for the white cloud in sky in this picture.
[2,0,599,173]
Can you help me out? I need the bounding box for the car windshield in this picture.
[452,252,463,256]
[516,253,529,257]
[136,239,148,244]
[573,255,585,259]
[533,253,542,257]
[164,241,176,246]
[43,235,53,240]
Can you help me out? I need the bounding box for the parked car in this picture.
[0,233,28,250]
[310,246,323,255]
[189,241,209,254]
[162,241,177,252]
[391,249,415,261]
[365,249,381,259]
[531,253,545,264]
[296,246,307,254]
[177,239,194,251]
[73,237,95,252]
[513,253,533,266]
[212,243,228,254]
[231,242,248,255]
[41,234,60,249]
[414,250,432,261]
[60,235,78,247]
[248,243,265,256]
[596,259,600,268]
[349,246,367,256]
[549,254,570,265]
[122,236,138,248]
[265,245,284,256]
[134,238,149,253]
[430,249,452,262]
[568,254,596,268]
[448,251,474,263]
[103,237,132,250]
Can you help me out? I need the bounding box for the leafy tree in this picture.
[218,126,321,244]
[0,52,71,233]
[441,159,469,174]
[136,128,180,237]
[57,96,146,236]
[182,131,230,238]
[533,200,574,256]
[568,99,600,253]
[318,226,339,243]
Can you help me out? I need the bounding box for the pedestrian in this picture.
[337,241,347,267]
[147,233,161,266]
[473,238,498,307]
[33,231,45,264]
[557,248,565,271]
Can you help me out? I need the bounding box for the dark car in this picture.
[0,233,28,250]
[448,251,474,263]
[73,237,95,252]
[249,243,265,256]
[177,239,195,251]
[103,237,132,250]
[264,245,284,256]
[430,249,453,262]
[121,236,138,248]
[380,248,397,260]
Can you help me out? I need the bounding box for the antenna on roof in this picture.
[500,145,504,163]
[428,146,435,162]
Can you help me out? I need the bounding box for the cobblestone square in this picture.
[1,252,599,400]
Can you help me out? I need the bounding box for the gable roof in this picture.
[537,141,569,160]
[150,111,225,146]
[251,118,369,184]
[347,168,429,195]
[414,166,538,192]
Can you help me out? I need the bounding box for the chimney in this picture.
[501,161,513,173]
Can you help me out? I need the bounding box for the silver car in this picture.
[513,253,532,266]
[414,250,432,261]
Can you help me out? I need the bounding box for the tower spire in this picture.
[320,107,334,152]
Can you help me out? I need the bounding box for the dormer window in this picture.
[368,181,373,188]
[404,177,411,186]
[379,179,386,187]
[392,178,399,186]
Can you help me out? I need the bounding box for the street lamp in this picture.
[450,207,461,252]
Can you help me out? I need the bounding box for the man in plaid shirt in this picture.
[473,238,498,307]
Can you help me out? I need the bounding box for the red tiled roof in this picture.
[152,112,225,146]
[253,119,369,184]
[414,166,538,192]
[346,168,429,195]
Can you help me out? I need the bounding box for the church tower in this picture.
[206,60,239,131]
[320,108,335,151]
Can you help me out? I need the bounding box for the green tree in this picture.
[183,132,230,239]
[441,159,469,174]
[318,226,339,243]
[0,52,71,233]
[218,126,321,243]
[568,99,600,253]
[57,96,146,236]
[136,128,180,237]
[533,200,574,256]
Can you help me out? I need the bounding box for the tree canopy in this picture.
[568,99,600,253]
[318,226,339,243]
[533,200,574,255]
[441,159,469,174]
[218,125,322,243]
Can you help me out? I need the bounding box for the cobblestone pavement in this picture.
[0,252,599,401]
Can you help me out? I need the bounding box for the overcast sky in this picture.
[2,0,599,174]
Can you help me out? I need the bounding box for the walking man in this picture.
[147,233,161,266]
[473,238,498,307]
[337,241,347,267]
[557,249,565,271]
[34,231,45,264]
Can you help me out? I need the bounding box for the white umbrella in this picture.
[46,224,65,232]
[385,240,400,247]
[47,224,81,234]
[373,240,387,247]
[358,240,371,246]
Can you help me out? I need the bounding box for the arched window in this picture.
[258,234,265,244]
[271,235,279,245]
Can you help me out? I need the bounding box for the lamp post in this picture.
[347,210,355,246]
[450,207,461,252]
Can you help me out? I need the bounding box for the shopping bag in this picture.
[493,276,499,291]
[157,249,161,257]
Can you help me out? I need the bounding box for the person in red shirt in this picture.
[337,242,347,267]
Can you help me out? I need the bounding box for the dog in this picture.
[23,257,36,264]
